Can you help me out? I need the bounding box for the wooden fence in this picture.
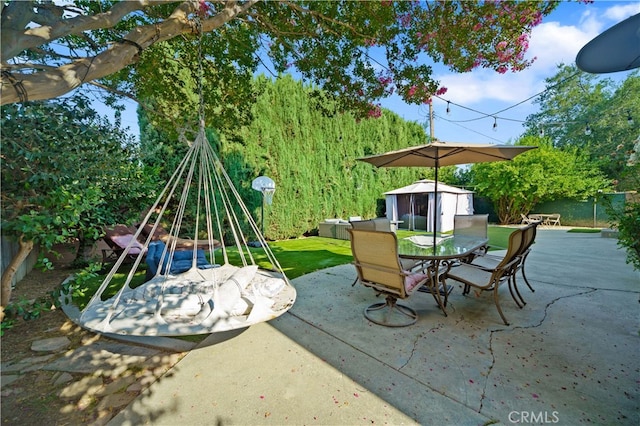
[1,235,40,289]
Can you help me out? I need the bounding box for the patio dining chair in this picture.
[350,217,393,232]
[349,219,421,286]
[470,222,538,306]
[347,228,436,327]
[453,214,489,262]
[445,227,525,325]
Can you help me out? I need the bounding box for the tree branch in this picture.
[86,80,185,134]
[1,1,256,105]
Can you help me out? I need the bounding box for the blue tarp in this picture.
[146,240,215,276]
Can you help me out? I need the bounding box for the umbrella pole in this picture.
[433,158,438,249]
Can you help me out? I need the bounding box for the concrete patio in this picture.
[109,229,640,425]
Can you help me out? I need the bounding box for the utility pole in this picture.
[429,102,435,140]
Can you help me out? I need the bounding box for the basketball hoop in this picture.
[251,176,276,238]
[263,187,275,205]
[252,176,276,204]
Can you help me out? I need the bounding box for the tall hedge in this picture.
[222,75,431,239]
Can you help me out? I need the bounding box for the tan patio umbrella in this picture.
[357,141,537,247]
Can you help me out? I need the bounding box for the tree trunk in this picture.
[73,234,89,267]
[1,235,35,307]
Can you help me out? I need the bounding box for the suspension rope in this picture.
[195,8,206,132]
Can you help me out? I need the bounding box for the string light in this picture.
[431,71,580,126]
[428,73,631,138]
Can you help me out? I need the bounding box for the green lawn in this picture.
[257,225,518,278]
[567,228,602,233]
[227,237,353,279]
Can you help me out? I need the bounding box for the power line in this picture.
[431,70,581,125]
[435,113,506,143]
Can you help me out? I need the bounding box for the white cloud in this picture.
[577,9,607,35]
[432,5,627,107]
[604,3,640,21]
[385,2,639,142]
[527,21,594,72]
[437,71,537,105]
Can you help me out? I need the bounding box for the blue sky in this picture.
[105,1,640,144]
[382,0,640,144]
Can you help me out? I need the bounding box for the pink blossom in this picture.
[198,0,210,16]
[531,11,543,26]
[399,13,412,27]
[517,34,530,50]
[435,87,448,96]
[367,104,382,118]
[422,32,437,43]
[496,41,508,50]
[496,65,508,74]
[407,85,417,97]
[378,76,392,86]
[497,50,512,62]
[473,23,482,31]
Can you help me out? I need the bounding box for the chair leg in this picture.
[363,295,418,327]
[493,286,510,326]
[508,276,521,308]
[508,275,525,308]
[513,275,527,306]
[521,266,535,292]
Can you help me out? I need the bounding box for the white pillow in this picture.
[227,265,258,293]
[215,265,258,315]
[160,294,206,316]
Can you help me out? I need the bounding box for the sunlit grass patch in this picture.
[567,228,602,233]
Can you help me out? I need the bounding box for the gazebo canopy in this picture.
[384,179,473,196]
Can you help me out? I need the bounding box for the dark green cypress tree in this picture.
[139,74,440,240]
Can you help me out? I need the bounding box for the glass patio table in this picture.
[397,235,489,316]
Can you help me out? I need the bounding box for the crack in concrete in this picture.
[476,285,599,413]
[398,322,445,371]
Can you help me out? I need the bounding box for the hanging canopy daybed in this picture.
[61,9,296,337]
[62,124,296,336]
